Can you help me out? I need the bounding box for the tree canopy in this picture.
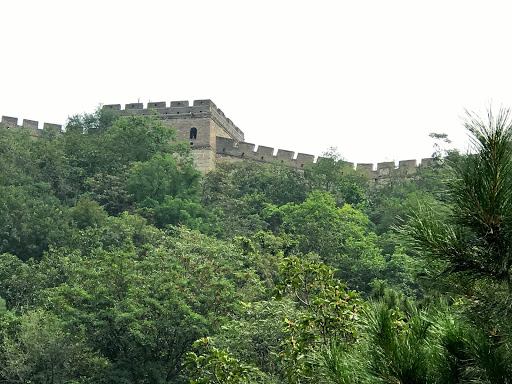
[0,108,511,383]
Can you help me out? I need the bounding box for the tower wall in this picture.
[104,99,244,172]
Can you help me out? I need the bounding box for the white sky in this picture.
[1,0,512,166]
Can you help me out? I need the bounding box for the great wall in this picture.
[1,99,436,179]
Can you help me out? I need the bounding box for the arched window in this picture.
[190,127,197,140]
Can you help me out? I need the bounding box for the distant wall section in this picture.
[1,115,62,138]
[215,137,435,180]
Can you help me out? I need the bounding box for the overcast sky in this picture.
[1,1,511,166]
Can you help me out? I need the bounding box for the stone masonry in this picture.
[1,99,435,178]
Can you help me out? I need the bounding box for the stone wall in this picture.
[2,100,436,178]
[103,99,244,143]
[103,99,247,172]
[215,136,435,179]
[1,116,62,138]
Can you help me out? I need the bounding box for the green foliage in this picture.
[398,108,512,382]
[3,104,512,383]
[0,185,69,260]
[272,191,386,293]
[69,197,108,230]
[185,338,265,384]
[403,109,512,326]
[85,168,133,216]
[66,106,119,134]
[216,299,295,378]
[123,152,221,233]
[0,310,106,383]
[275,256,366,383]
[319,340,369,384]
[365,303,435,383]
[304,148,369,206]
[125,153,199,203]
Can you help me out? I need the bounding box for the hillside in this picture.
[0,108,511,383]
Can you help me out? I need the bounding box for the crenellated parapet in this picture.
[216,137,318,169]
[216,137,435,177]
[1,116,62,138]
[103,99,244,142]
[2,100,436,179]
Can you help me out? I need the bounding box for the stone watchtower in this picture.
[103,99,244,172]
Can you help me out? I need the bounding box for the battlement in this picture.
[1,115,62,138]
[103,99,244,142]
[2,100,436,179]
[216,137,435,177]
[216,137,317,169]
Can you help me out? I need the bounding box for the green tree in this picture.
[0,185,70,260]
[404,110,512,315]
[0,310,106,383]
[402,108,512,381]
[304,148,369,206]
[274,256,366,383]
[271,191,386,293]
[185,338,265,384]
[125,153,199,204]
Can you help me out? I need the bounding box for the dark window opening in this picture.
[190,127,197,140]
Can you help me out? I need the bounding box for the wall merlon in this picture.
[193,99,213,108]
[399,159,417,168]
[103,104,121,110]
[170,100,189,107]
[148,101,166,108]
[276,149,295,161]
[357,163,374,172]
[296,153,315,165]
[125,103,143,110]
[23,119,39,129]
[1,116,18,128]
[43,122,62,131]
[376,161,395,176]
[255,145,274,159]
[239,142,255,152]
[398,159,417,175]
[421,158,435,167]
[377,161,395,169]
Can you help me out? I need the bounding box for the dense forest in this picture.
[0,108,511,383]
